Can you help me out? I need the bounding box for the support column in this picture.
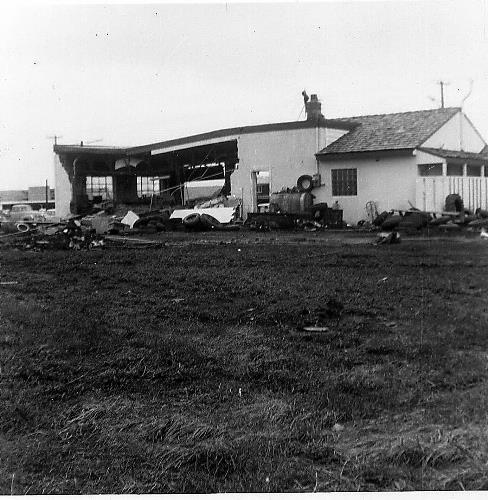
[113,171,138,203]
[71,157,90,214]
[55,154,73,217]
[223,160,232,196]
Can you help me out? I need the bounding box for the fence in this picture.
[416,176,488,212]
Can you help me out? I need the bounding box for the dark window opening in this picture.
[467,165,481,177]
[331,168,357,196]
[418,163,443,176]
[447,163,463,176]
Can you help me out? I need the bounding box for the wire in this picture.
[297,103,305,121]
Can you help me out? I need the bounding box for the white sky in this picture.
[0,0,487,190]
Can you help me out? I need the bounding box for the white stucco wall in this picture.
[232,127,328,215]
[422,111,486,152]
[315,154,417,224]
[54,154,72,217]
[415,150,446,166]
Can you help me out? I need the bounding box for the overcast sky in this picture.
[1,0,487,190]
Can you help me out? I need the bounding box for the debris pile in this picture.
[245,201,345,231]
[370,195,488,235]
[81,208,171,236]
[0,217,106,252]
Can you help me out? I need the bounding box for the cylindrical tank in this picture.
[269,192,314,214]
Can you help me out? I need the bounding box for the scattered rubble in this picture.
[376,232,401,245]
[369,195,488,235]
[2,191,488,249]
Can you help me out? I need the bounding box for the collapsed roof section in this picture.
[53,117,356,158]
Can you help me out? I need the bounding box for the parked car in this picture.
[9,204,41,222]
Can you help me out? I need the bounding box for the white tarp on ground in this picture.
[121,210,140,228]
[170,207,236,224]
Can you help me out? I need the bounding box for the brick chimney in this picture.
[305,94,323,122]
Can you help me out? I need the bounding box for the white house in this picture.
[315,108,488,223]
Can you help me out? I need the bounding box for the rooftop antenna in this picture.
[46,134,63,145]
[460,79,474,109]
[459,79,474,151]
[297,90,309,120]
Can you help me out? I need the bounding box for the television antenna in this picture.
[46,134,63,145]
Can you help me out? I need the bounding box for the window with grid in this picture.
[331,168,357,196]
[137,177,160,197]
[86,176,113,200]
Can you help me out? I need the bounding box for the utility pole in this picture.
[437,81,449,108]
[46,135,62,210]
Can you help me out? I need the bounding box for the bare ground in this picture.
[1,230,488,493]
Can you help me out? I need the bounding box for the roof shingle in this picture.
[318,107,460,155]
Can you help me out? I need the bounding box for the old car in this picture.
[9,204,42,222]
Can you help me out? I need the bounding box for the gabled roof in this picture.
[418,147,488,163]
[317,107,460,156]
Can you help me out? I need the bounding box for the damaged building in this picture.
[53,94,355,219]
[54,93,488,224]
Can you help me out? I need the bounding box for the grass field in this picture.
[1,231,488,493]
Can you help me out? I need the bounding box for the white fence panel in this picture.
[416,176,488,212]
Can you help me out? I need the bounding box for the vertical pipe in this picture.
[422,178,426,210]
[432,178,436,212]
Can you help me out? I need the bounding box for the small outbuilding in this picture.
[315,108,488,223]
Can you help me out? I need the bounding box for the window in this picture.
[86,176,113,200]
[137,176,160,197]
[331,168,357,196]
[447,163,463,176]
[467,165,481,177]
[418,164,443,176]
[256,171,270,204]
